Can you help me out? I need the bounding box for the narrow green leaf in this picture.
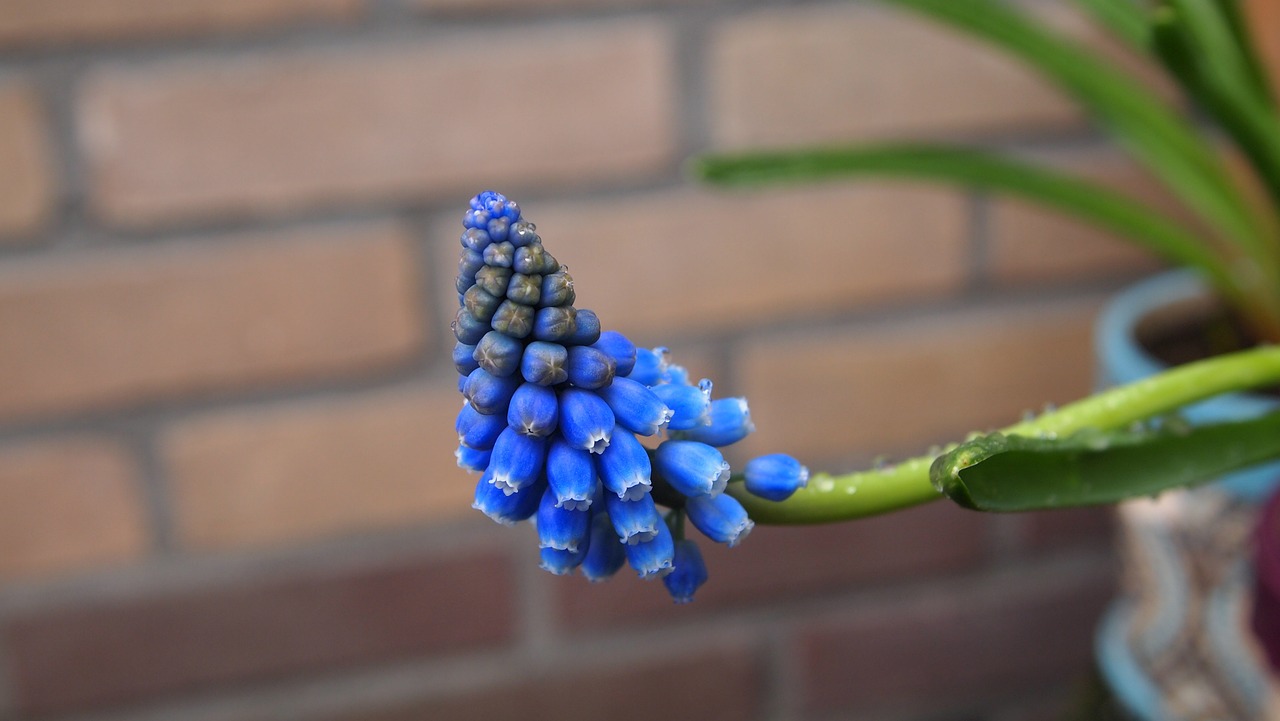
[1218,0,1276,107]
[877,0,1273,271]
[931,410,1280,512]
[1070,0,1150,50]
[695,144,1242,303]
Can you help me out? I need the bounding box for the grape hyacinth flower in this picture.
[453,191,807,603]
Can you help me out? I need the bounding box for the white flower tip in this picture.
[619,528,658,546]
[586,432,611,455]
[539,561,574,576]
[617,479,652,502]
[727,519,755,548]
[556,496,592,511]
[798,465,811,486]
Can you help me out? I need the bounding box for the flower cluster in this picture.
[453,191,809,602]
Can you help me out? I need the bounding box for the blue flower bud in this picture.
[567,308,601,345]
[592,331,637,376]
[463,367,520,415]
[513,244,546,275]
[473,471,542,525]
[475,266,512,298]
[651,379,712,430]
[459,249,484,279]
[470,191,500,211]
[546,438,598,510]
[507,382,559,437]
[654,440,730,497]
[455,443,491,472]
[539,269,575,307]
[663,363,691,386]
[506,272,541,306]
[671,398,754,447]
[604,491,660,545]
[539,546,584,576]
[597,377,672,436]
[456,402,506,449]
[509,220,539,247]
[567,346,616,390]
[491,299,534,338]
[559,388,614,454]
[663,539,708,603]
[489,426,547,494]
[452,342,479,375]
[521,341,568,386]
[483,240,514,268]
[626,346,668,387]
[537,487,592,552]
[598,428,652,500]
[624,519,674,579]
[744,453,810,502]
[462,285,503,323]
[532,306,576,342]
[464,208,490,230]
[686,493,754,547]
[487,216,509,243]
[580,512,626,582]
[473,330,523,377]
[461,227,491,252]
[452,307,489,345]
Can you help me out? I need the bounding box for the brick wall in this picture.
[1,0,1256,719]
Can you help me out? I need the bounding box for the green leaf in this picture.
[695,143,1241,302]
[875,0,1272,272]
[930,410,1280,512]
[1070,0,1150,50]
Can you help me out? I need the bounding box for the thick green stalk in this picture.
[730,345,1280,524]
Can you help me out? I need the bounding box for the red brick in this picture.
[0,436,147,579]
[799,562,1115,715]
[79,22,675,227]
[4,548,516,716]
[441,185,967,339]
[300,646,762,721]
[988,149,1181,283]
[555,501,987,630]
[737,298,1102,463]
[709,3,1083,149]
[164,379,477,551]
[0,0,360,47]
[0,221,423,422]
[0,82,55,240]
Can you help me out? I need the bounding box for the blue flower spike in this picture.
[453,191,791,602]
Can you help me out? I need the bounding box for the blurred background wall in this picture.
[0,1,1273,720]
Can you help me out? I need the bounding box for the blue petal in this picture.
[455,443,491,472]
[463,367,520,416]
[473,330,524,377]
[472,471,543,525]
[456,402,506,449]
[654,440,730,497]
[566,346,616,390]
[521,341,569,386]
[539,546,584,576]
[597,377,672,436]
[558,388,614,454]
[626,346,668,387]
[604,492,661,545]
[662,363,691,386]
[624,520,674,579]
[663,539,708,603]
[650,379,711,430]
[671,398,754,447]
[580,512,626,582]
[567,308,601,346]
[592,331,637,376]
[507,383,559,437]
[597,430,652,500]
[686,493,755,547]
[546,439,598,510]
[489,426,547,494]
[537,486,592,552]
[744,453,811,502]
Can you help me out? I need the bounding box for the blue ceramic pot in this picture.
[1093,270,1280,720]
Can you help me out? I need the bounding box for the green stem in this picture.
[729,345,1280,524]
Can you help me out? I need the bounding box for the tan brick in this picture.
[988,149,1181,282]
[438,185,968,339]
[710,3,1085,149]
[0,221,423,422]
[164,378,474,551]
[0,437,147,579]
[79,22,675,228]
[0,0,360,47]
[0,83,55,240]
[738,298,1102,462]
